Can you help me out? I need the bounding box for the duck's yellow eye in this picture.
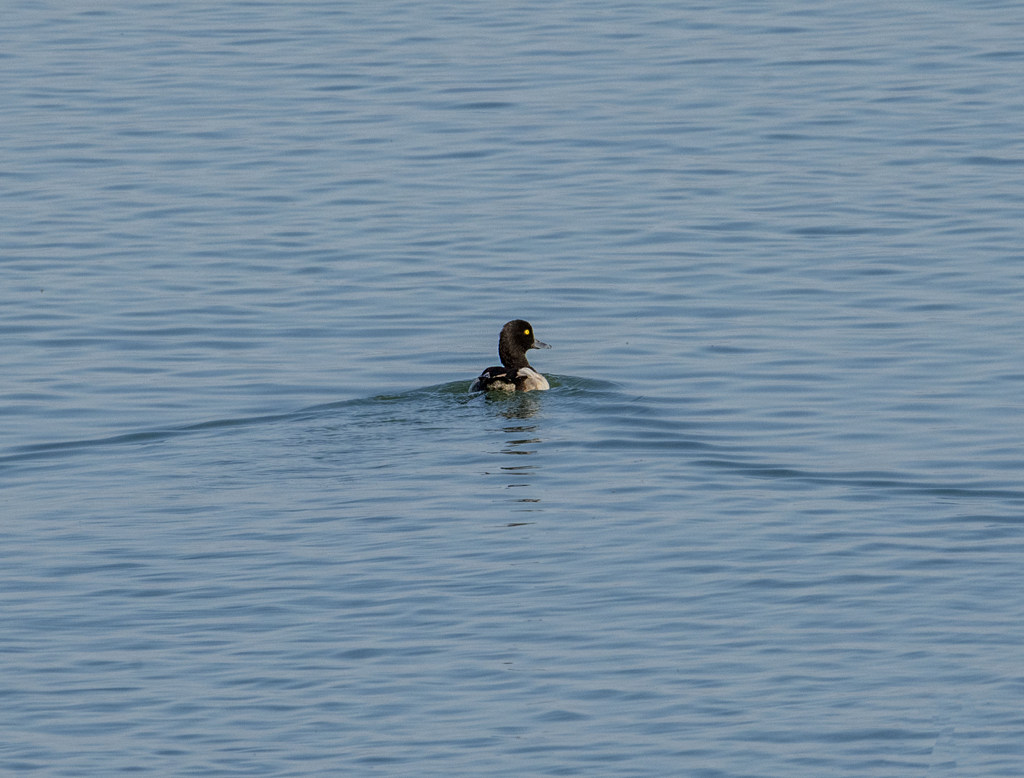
[524,329,530,335]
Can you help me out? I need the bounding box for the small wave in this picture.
[4,379,1021,510]
[0,376,596,467]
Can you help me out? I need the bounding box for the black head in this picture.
[498,319,550,369]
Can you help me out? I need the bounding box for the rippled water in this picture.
[4,1,1024,775]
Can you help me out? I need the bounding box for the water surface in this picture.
[3,1,1024,775]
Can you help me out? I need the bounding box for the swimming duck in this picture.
[470,319,551,392]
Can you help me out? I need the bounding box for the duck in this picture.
[470,319,551,392]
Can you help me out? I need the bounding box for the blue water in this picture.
[4,1,1024,775]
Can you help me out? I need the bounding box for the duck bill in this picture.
[532,340,551,349]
